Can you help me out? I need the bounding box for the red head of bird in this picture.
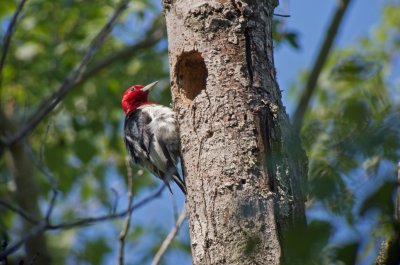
[121,81,158,114]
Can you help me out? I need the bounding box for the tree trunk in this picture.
[0,110,51,265]
[163,0,307,264]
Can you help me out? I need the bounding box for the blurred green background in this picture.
[0,0,399,264]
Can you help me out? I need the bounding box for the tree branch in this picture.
[0,199,39,224]
[46,185,165,231]
[23,130,59,222]
[292,0,352,132]
[0,238,8,265]
[0,1,167,262]
[0,222,46,260]
[151,208,186,265]
[0,185,166,260]
[3,0,130,147]
[75,16,166,88]
[0,98,16,152]
[397,161,400,222]
[117,158,135,265]
[0,15,165,153]
[0,0,28,91]
[0,138,58,262]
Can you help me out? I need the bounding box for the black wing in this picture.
[124,109,153,165]
[157,138,186,194]
[124,107,186,194]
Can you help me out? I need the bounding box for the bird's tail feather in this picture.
[164,180,174,194]
[171,174,187,195]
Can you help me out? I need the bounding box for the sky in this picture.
[275,0,386,114]
[117,1,392,265]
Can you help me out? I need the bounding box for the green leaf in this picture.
[74,136,97,164]
[76,237,111,264]
[283,221,332,264]
[285,32,300,49]
[359,181,397,216]
[334,242,359,265]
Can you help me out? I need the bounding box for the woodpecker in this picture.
[122,81,187,195]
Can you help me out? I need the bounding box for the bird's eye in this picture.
[130,87,135,91]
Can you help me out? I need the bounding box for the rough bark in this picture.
[163,1,307,264]
[375,162,400,265]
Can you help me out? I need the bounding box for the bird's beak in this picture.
[141,81,158,92]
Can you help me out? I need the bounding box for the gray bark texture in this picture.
[163,1,307,264]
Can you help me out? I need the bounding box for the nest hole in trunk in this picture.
[176,51,207,103]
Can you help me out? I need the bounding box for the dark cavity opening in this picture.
[176,51,207,102]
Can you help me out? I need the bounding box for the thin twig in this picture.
[118,158,135,265]
[0,185,166,260]
[25,143,58,190]
[44,190,58,223]
[0,222,46,260]
[4,0,130,147]
[0,200,38,224]
[0,238,8,265]
[273,13,290,18]
[38,123,58,189]
[24,122,60,223]
[24,140,60,224]
[0,15,165,149]
[151,208,186,265]
[0,164,58,227]
[292,0,352,132]
[397,161,400,221]
[28,252,38,265]
[46,185,165,231]
[74,16,166,88]
[170,192,179,222]
[0,0,28,91]
[111,187,120,214]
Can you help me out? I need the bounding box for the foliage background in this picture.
[0,0,399,264]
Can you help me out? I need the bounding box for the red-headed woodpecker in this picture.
[122,81,187,195]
